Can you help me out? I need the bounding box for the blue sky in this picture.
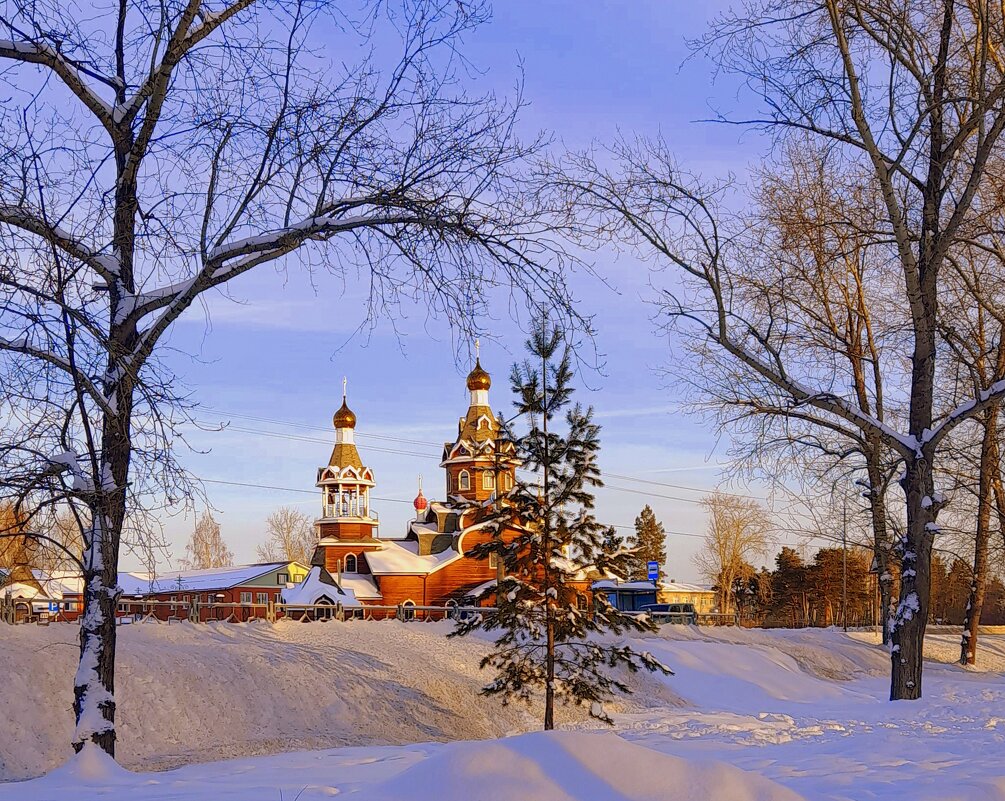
[146,1,798,582]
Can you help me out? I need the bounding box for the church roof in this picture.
[365,539,463,575]
[457,405,497,443]
[328,442,364,471]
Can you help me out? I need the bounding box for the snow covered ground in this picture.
[3,621,1005,800]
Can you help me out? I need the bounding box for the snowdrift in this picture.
[368,730,804,801]
[4,731,805,801]
[0,619,556,780]
[7,619,1005,800]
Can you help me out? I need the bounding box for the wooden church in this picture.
[284,358,524,614]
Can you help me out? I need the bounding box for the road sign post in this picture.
[647,561,659,582]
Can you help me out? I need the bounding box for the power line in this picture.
[199,476,813,546]
[196,406,769,500]
[200,478,698,537]
[198,421,722,507]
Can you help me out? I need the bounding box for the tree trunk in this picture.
[72,348,132,755]
[960,404,998,665]
[864,451,895,645]
[74,529,119,755]
[890,457,935,700]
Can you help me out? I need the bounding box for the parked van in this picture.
[640,603,697,625]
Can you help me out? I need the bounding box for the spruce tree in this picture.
[452,322,670,729]
[600,525,622,558]
[628,505,667,582]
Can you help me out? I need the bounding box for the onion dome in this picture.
[466,358,491,391]
[413,487,428,512]
[332,398,356,429]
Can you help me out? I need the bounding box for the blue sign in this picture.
[647,561,659,581]
[48,602,59,613]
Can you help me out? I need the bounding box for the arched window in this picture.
[458,470,470,490]
[482,471,495,490]
[402,599,416,621]
[344,553,357,573]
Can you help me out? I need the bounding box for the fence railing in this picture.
[107,599,491,625]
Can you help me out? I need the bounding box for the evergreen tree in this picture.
[600,526,623,559]
[452,322,670,729]
[628,505,667,582]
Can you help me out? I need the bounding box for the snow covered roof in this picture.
[335,572,382,600]
[592,580,658,591]
[2,570,83,601]
[282,566,363,607]
[117,562,304,595]
[661,581,715,594]
[365,539,462,575]
[2,581,42,600]
[32,570,84,598]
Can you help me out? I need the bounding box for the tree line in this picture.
[722,546,1005,630]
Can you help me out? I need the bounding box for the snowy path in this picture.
[4,622,1005,800]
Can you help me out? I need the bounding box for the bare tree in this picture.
[552,0,1005,701]
[0,0,577,757]
[693,143,905,642]
[180,511,232,570]
[695,493,771,616]
[936,241,1005,664]
[256,507,314,565]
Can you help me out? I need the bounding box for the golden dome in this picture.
[333,398,356,429]
[466,358,491,391]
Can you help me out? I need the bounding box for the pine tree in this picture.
[628,505,667,582]
[452,322,671,729]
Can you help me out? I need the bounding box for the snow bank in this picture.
[369,730,803,801]
[2,731,805,801]
[0,619,571,780]
[9,621,1005,801]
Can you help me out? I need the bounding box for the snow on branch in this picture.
[0,335,114,415]
[0,205,117,278]
[925,377,1005,451]
[0,39,115,133]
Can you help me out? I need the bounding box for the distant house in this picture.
[1,569,83,623]
[592,579,658,612]
[63,561,309,622]
[658,581,717,614]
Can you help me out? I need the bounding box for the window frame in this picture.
[344,553,358,573]
[458,470,470,490]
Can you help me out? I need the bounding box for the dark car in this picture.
[640,603,698,625]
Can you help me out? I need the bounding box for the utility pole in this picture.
[842,494,848,632]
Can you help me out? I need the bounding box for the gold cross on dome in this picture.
[342,376,347,399]
[475,339,480,361]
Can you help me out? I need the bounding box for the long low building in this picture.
[60,561,310,622]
